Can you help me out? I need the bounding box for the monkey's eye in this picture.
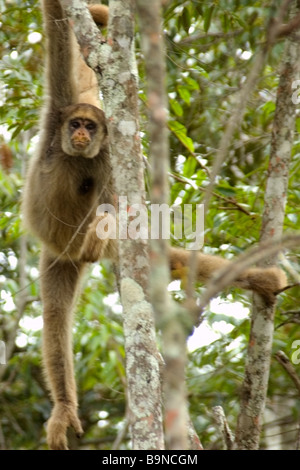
[70,121,80,130]
[86,122,96,131]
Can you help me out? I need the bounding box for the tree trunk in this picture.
[136,0,191,449]
[60,0,164,450]
[236,0,300,449]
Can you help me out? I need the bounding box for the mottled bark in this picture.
[105,0,164,449]
[236,0,300,449]
[212,406,234,450]
[136,0,190,450]
[187,420,204,450]
[59,0,164,450]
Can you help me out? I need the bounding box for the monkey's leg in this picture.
[40,248,84,450]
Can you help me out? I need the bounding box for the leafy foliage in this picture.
[0,0,299,450]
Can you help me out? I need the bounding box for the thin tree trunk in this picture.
[236,0,300,449]
[136,0,189,450]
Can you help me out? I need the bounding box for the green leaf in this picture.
[177,85,191,105]
[204,5,215,32]
[296,117,300,134]
[182,7,191,34]
[170,99,183,117]
[168,120,195,153]
[260,101,276,121]
[184,156,197,178]
[216,184,237,197]
[222,12,229,33]
[194,2,203,17]
[231,13,248,30]
[184,76,199,91]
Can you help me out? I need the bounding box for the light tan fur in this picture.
[22,1,113,450]
[22,0,287,450]
[169,247,287,305]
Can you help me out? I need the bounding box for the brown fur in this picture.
[22,1,113,450]
[22,0,287,451]
[169,247,287,305]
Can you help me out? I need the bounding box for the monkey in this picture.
[22,0,115,450]
[22,0,287,450]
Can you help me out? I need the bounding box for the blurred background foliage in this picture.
[0,0,299,449]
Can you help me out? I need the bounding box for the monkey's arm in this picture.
[42,0,79,109]
[42,1,109,110]
[169,247,287,304]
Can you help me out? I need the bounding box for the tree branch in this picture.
[275,351,300,396]
[212,406,235,450]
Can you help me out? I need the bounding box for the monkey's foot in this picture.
[47,402,83,450]
[79,213,115,263]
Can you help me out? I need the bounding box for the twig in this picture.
[275,282,300,295]
[111,415,129,450]
[212,406,235,450]
[202,0,300,218]
[276,315,300,329]
[279,309,300,316]
[275,350,300,396]
[168,169,253,216]
[180,29,244,45]
[279,253,300,283]
[187,419,204,450]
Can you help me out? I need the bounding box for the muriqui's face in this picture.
[69,118,97,150]
[60,105,107,158]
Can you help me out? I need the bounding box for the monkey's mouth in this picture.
[72,140,89,149]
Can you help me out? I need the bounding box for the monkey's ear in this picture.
[96,108,108,135]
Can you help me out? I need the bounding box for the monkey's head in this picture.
[60,104,108,158]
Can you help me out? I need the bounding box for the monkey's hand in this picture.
[47,402,83,450]
[79,213,116,263]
